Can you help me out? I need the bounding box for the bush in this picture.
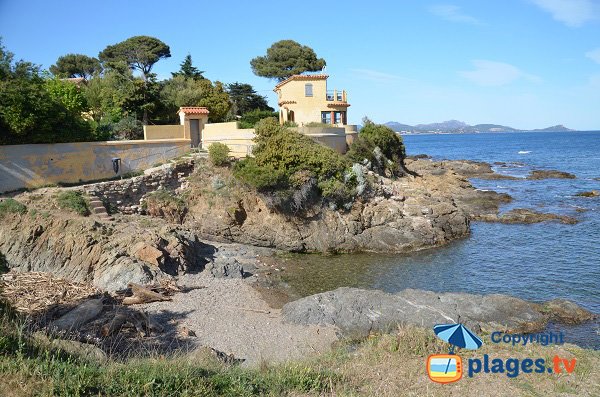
[208,142,230,166]
[347,119,406,177]
[56,191,89,216]
[234,118,356,211]
[233,158,285,190]
[112,116,143,140]
[238,109,278,129]
[0,198,27,217]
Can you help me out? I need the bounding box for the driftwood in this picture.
[122,283,172,305]
[50,298,104,332]
[101,309,152,337]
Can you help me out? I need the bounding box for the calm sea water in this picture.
[281,131,600,348]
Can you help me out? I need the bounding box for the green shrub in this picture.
[56,191,89,216]
[252,118,349,182]
[238,109,278,129]
[0,198,27,217]
[233,158,285,190]
[233,118,356,211]
[113,116,143,140]
[208,142,230,166]
[347,119,406,177]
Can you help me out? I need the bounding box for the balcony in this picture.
[326,90,347,102]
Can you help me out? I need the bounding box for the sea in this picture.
[281,131,600,349]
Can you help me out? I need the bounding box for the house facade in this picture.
[274,74,350,126]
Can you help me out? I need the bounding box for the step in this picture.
[92,207,108,214]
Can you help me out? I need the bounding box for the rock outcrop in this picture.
[0,212,211,291]
[527,170,576,180]
[282,287,596,337]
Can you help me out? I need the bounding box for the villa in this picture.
[274,74,350,126]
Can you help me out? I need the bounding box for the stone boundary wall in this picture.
[0,139,191,193]
[83,159,196,215]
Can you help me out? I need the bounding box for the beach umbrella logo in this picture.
[433,323,483,353]
[427,323,483,384]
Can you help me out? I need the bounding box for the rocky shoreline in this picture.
[0,155,596,364]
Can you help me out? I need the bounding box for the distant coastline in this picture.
[384,120,588,135]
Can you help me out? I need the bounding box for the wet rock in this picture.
[527,170,576,180]
[478,208,578,225]
[575,190,599,197]
[282,287,596,337]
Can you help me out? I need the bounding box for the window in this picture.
[334,112,342,124]
[321,111,332,124]
[305,83,313,97]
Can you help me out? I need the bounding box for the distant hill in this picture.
[528,125,574,132]
[384,120,573,134]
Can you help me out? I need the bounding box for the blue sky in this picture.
[1,0,599,129]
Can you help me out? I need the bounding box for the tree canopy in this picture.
[250,40,326,81]
[227,82,273,116]
[0,41,94,144]
[49,54,101,80]
[99,36,170,79]
[172,54,204,80]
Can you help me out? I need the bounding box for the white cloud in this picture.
[459,60,541,86]
[530,0,598,27]
[585,48,600,64]
[349,68,405,83]
[428,4,482,25]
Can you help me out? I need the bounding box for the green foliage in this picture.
[208,142,231,166]
[234,118,354,210]
[158,76,231,123]
[233,158,286,190]
[250,40,326,81]
[44,77,87,114]
[171,54,204,80]
[113,116,143,140]
[0,40,95,144]
[0,199,27,218]
[227,82,273,116]
[49,54,101,79]
[347,119,407,177]
[56,191,89,216]
[238,109,278,129]
[99,36,171,78]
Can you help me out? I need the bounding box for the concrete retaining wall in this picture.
[0,139,191,193]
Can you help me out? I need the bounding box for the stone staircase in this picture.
[87,193,113,222]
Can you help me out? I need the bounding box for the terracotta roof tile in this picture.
[178,106,210,115]
[274,74,329,90]
[327,102,351,108]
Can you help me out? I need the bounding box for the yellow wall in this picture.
[203,122,255,158]
[143,125,184,140]
[0,139,191,193]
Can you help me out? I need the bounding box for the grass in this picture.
[0,302,338,397]
[56,191,90,216]
[0,297,599,397]
[0,198,27,217]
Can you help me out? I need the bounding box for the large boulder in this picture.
[282,287,596,337]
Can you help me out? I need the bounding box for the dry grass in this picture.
[0,271,100,315]
[313,325,600,397]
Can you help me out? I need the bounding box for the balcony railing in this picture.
[326,90,346,102]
